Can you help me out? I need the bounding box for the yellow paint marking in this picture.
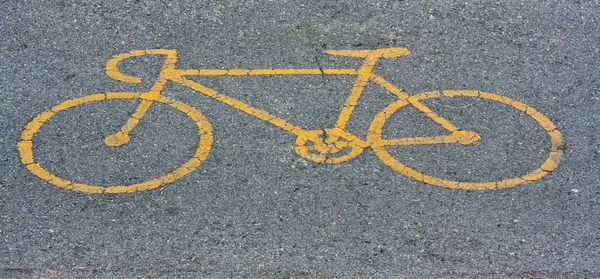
[198,69,228,76]
[530,111,557,132]
[540,150,563,171]
[249,69,276,75]
[105,98,155,146]
[468,182,498,190]
[171,166,192,179]
[20,93,212,194]
[17,141,34,164]
[408,96,459,132]
[21,111,54,141]
[51,94,105,112]
[20,48,563,193]
[131,100,153,120]
[522,169,548,181]
[370,74,409,99]
[369,90,563,190]
[106,56,142,84]
[289,69,321,75]
[497,177,527,189]
[182,157,202,170]
[180,78,305,136]
[423,176,460,189]
[507,99,528,112]
[160,173,179,185]
[325,48,410,58]
[106,49,177,84]
[376,131,480,146]
[106,92,140,99]
[26,163,72,188]
[225,69,250,75]
[479,91,507,104]
[378,137,444,146]
[178,69,199,75]
[182,68,355,76]
[272,69,303,75]
[443,90,478,97]
[120,117,140,132]
[128,50,146,56]
[411,91,443,100]
[323,69,356,75]
[334,71,371,129]
[401,167,424,182]
[549,130,564,151]
[33,111,55,125]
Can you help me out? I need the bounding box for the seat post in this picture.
[328,48,410,138]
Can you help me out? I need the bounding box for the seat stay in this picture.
[368,74,460,133]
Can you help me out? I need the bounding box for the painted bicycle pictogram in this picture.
[18,48,563,193]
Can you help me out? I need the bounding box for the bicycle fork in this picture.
[103,49,178,146]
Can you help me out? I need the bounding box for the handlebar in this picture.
[105,49,178,83]
[106,47,409,83]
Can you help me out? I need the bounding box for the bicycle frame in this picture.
[104,48,480,164]
[18,47,563,193]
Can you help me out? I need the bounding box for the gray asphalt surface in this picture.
[1,0,599,278]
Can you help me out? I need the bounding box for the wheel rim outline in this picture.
[368,90,564,190]
[17,92,213,194]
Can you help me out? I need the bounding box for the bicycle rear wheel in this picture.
[368,90,563,190]
[17,92,213,194]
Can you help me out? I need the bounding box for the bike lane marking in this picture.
[18,93,214,194]
[368,90,564,190]
[17,49,564,193]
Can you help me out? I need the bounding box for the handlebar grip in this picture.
[106,49,178,83]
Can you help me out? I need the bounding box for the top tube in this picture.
[175,68,358,77]
[105,47,410,83]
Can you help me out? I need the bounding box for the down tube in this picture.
[178,77,307,136]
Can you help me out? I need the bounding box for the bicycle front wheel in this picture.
[17,92,213,194]
[368,90,563,190]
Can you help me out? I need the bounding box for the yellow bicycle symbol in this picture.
[18,48,564,193]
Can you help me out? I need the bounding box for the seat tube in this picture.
[333,53,381,131]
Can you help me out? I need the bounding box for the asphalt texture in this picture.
[1,1,599,278]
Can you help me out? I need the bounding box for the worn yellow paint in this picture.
[19,93,212,194]
[106,49,178,84]
[408,95,459,132]
[370,74,409,99]
[375,130,480,146]
[369,90,564,190]
[325,48,410,58]
[19,48,563,193]
[17,140,34,164]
